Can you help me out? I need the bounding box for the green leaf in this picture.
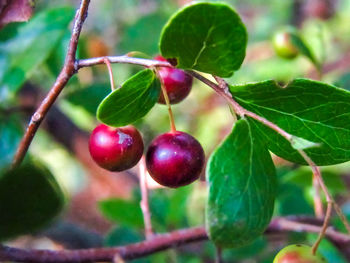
[98,198,144,228]
[0,161,64,241]
[159,2,247,77]
[0,115,23,171]
[97,69,161,127]
[229,79,350,165]
[0,7,75,102]
[206,119,276,248]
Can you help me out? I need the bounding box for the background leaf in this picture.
[97,69,160,127]
[287,27,320,69]
[206,119,276,248]
[65,83,110,116]
[119,12,168,56]
[99,198,144,228]
[0,115,23,171]
[159,2,247,77]
[0,161,64,241]
[229,78,350,165]
[0,7,75,102]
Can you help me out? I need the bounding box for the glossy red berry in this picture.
[274,244,327,263]
[89,124,144,171]
[155,55,193,104]
[146,131,205,188]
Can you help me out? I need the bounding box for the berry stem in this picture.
[215,247,223,263]
[139,156,154,239]
[312,201,332,255]
[313,175,324,219]
[104,57,116,91]
[155,69,177,133]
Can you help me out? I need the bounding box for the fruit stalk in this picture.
[139,156,154,239]
[155,69,177,133]
[104,57,116,91]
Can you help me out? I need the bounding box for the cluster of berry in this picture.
[88,56,205,188]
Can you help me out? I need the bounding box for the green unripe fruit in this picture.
[274,244,327,263]
[272,29,299,59]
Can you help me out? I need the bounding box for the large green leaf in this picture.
[97,69,160,127]
[0,7,75,102]
[206,119,276,248]
[98,198,144,228]
[229,78,350,165]
[0,162,64,241]
[0,115,23,171]
[159,2,247,77]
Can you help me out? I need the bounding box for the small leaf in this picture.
[0,161,64,241]
[97,69,160,127]
[159,2,247,77]
[229,79,350,165]
[98,198,144,228]
[288,28,319,69]
[290,136,320,150]
[206,119,276,248]
[0,7,75,102]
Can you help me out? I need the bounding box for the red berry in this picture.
[89,124,144,171]
[155,55,193,104]
[146,131,205,188]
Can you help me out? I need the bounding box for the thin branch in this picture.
[0,227,207,263]
[139,156,154,239]
[11,0,91,168]
[77,56,172,70]
[0,217,349,263]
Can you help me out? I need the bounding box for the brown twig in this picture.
[11,0,91,168]
[0,217,349,263]
[139,156,154,239]
[77,56,171,69]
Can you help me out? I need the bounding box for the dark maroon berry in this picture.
[155,55,193,104]
[146,131,205,188]
[89,124,144,171]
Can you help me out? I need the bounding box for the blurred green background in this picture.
[1,0,350,262]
